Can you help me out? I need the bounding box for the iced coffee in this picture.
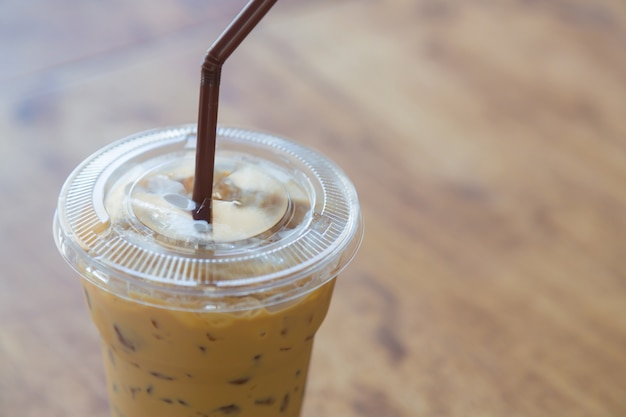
[54,126,363,417]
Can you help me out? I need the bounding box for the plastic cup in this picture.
[53,125,363,417]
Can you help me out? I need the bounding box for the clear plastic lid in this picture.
[54,125,363,311]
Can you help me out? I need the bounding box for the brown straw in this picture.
[193,0,278,222]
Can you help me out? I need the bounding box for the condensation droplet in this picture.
[193,221,211,233]
[163,193,195,210]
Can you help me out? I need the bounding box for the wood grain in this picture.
[1,0,626,416]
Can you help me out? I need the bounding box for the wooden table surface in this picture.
[2,0,626,416]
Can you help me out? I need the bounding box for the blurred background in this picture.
[2,0,626,416]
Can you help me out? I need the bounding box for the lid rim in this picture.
[55,125,363,307]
